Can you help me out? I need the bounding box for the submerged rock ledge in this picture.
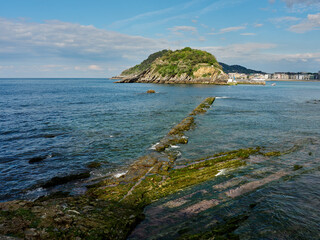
[0,97,293,239]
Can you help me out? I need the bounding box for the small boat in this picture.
[271,83,276,86]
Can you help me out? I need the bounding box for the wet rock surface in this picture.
[0,97,304,239]
[306,99,320,104]
[86,161,101,169]
[41,172,90,188]
[28,156,46,164]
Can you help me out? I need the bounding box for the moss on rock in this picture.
[190,97,215,115]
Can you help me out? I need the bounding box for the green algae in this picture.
[0,95,300,240]
[92,147,259,207]
[87,161,102,169]
[154,97,215,153]
[168,116,195,136]
[262,151,282,157]
[0,197,144,240]
[293,165,303,171]
[0,208,40,237]
[42,172,90,188]
[0,145,287,239]
[190,97,215,115]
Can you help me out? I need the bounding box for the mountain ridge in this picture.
[218,62,265,74]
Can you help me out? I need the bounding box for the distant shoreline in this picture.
[266,79,320,82]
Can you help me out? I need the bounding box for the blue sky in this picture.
[0,0,319,77]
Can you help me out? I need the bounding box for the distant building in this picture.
[273,72,289,80]
[270,72,319,80]
[228,73,247,80]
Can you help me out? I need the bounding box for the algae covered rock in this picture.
[146,89,156,93]
[86,161,101,169]
[42,172,90,188]
[29,156,46,164]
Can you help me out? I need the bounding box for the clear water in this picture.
[1,79,320,239]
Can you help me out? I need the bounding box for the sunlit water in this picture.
[1,79,319,239]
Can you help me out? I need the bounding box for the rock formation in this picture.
[115,47,228,84]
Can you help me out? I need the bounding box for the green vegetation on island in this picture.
[153,47,221,78]
[219,62,265,74]
[117,47,228,84]
[121,49,169,76]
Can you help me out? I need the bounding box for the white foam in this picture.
[216,96,230,99]
[26,187,44,194]
[215,169,227,176]
[109,135,114,138]
[150,142,160,150]
[170,145,180,149]
[114,171,128,178]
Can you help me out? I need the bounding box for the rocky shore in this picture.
[0,97,298,239]
[114,70,229,85]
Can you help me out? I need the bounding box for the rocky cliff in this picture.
[115,47,228,84]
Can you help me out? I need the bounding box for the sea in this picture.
[1,78,319,239]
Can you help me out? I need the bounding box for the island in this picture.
[113,47,265,85]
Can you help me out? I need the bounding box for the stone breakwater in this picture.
[0,97,300,240]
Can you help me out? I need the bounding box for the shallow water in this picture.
[1,79,320,239]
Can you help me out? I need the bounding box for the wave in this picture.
[150,142,160,150]
[170,145,180,149]
[216,96,230,99]
[215,169,227,176]
[114,171,128,178]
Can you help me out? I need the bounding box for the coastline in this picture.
[266,79,320,82]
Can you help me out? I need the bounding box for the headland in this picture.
[113,48,265,85]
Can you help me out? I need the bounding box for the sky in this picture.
[0,0,319,77]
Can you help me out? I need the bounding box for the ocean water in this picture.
[1,79,320,239]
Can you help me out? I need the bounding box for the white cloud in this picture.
[0,18,170,62]
[88,65,102,71]
[110,0,200,29]
[209,25,246,35]
[281,0,320,7]
[241,33,256,36]
[168,25,198,35]
[272,0,320,12]
[200,43,320,72]
[271,16,301,23]
[253,23,264,28]
[0,65,14,71]
[289,13,320,33]
[201,43,277,59]
[200,0,244,15]
[111,7,174,28]
[201,23,209,28]
[74,65,104,71]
